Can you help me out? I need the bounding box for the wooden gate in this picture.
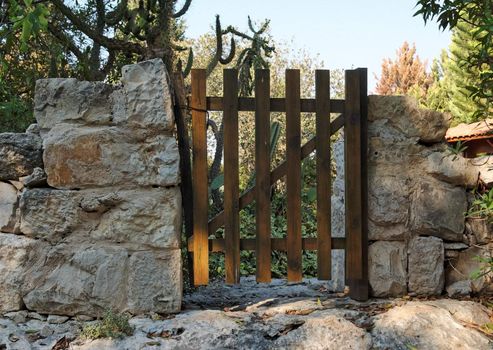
[187,68,368,301]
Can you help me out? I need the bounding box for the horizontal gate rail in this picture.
[206,97,345,113]
[188,237,346,252]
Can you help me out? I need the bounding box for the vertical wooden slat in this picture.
[286,69,302,283]
[315,70,332,280]
[255,69,272,283]
[344,69,368,301]
[223,69,240,284]
[191,69,209,286]
[358,68,369,300]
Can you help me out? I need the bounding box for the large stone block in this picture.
[0,234,38,313]
[369,95,451,143]
[19,187,181,249]
[19,188,80,242]
[34,78,116,130]
[410,179,467,241]
[42,124,179,189]
[446,245,493,294]
[0,133,43,181]
[368,174,409,228]
[369,241,407,297]
[0,182,18,233]
[408,236,444,295]
[120,58,175,131]
[21,243,182,316]
[424,150,478,187]
[34,59,175,132]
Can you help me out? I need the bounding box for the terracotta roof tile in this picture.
[445,119,493,142]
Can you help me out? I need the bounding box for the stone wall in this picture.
[0,59,182,317]
[333,95,493,297]
[1,63,492,317]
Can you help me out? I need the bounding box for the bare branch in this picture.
[173,0,192,18]
[50,0,145,55]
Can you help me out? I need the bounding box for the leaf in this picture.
[210,173,224,190]
[306,187,317,203]
[21,18,33,43]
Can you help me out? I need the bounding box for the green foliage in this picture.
[470,254,493,281]
[0,79,33,132]
[415,1,493,120]
[415,17,491,125]
[446,140,468,160]
[466,187,493,220]
[80,309,133,340]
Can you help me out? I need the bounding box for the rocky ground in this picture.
[1,277,492,349]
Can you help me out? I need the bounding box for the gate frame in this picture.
[187,68,368,301]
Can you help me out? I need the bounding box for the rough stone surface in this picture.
[446,245,493,294]
[473,156,493,187]
[369,241,407,297]
[42,125,179,189]
[372,300,492,350]
[0,132,43,181]
[47,315,69,324]
[0,59,183,318]
[20,167,47,188]
[272,311,372,350]
[34,78,117,130]
[19,187,181,248]
[368,174,410,240]
[410,179,467,241]
[120,58,175,131]
[21,243,182,316]
[424,150,478,187]
[368,95,451,143]
[34,59,175,133]
[446,280,472,297]
[0,181,18,233]
[2,297,490,350]
[408,236,444,295]
[466,218,493,244]
[0,234,37,313]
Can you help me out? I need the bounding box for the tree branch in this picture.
[50,0,145,55]
[47,22,85,62]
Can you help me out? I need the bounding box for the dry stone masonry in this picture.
[333,95,492,297]
[0,59,182,317]
[1,61,492,322]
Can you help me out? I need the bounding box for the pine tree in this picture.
[441,20,490,124]
[375,42,432,95]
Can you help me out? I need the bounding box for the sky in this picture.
[182,0,451,92]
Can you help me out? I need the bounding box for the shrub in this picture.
[79,309,133,340]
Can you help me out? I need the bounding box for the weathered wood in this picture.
[315,70,332,280]
[255,69,272,283]
[358,68,369,301]
[286,69,302,282]
[188,237,347,252]
[207,114,345,234]
[191,69,209,286]
[344,69,368,301]
[223,69,240,285]
[207,97,345,114]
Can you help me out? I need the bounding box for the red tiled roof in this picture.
[445,119,493,142]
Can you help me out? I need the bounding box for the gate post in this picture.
[344,68,369,301]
